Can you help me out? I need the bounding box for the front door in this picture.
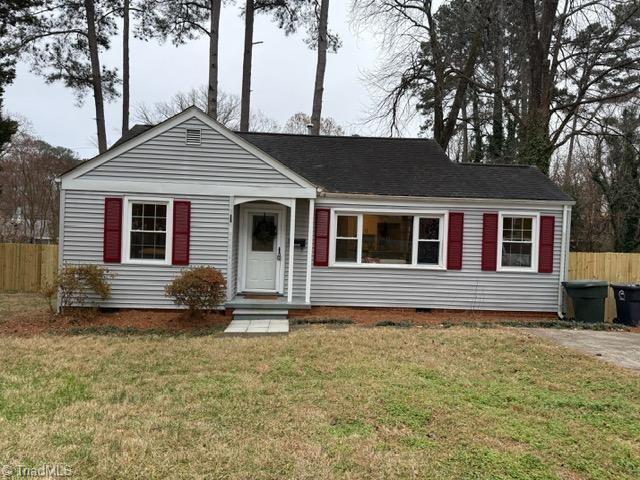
[244,210,282,291]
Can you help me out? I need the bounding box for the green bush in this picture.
[43,264,114,313]
[165,266,227,314]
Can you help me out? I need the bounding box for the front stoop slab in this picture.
[224,319,289,335]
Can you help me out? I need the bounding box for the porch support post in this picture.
[226,196,234,302]
[287,199,296,303]
[305,199,314,304]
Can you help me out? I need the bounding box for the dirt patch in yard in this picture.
[0,308,231,336]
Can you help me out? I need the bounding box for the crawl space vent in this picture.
[185,128,202,145]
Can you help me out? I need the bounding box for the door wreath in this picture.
[253,214,277,243]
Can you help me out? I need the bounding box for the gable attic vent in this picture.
[185,128,202,145]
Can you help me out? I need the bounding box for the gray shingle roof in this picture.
[106,124,571,202]
[111,124,153,148]
[237,132,572,202]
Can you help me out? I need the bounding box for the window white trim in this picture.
[333,213,360,264]
[329,209,448,270]
[122,196,174,265]
[496,211,539,273]
[413,215,447,267]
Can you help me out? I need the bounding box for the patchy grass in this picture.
[438,319,631,331]
[0,327,638,479]
[374,319,413,328]
[0,292,48,320]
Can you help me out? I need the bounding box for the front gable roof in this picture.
[60,107,316,191]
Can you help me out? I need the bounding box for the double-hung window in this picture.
[498,213,538,271]
[124,198,173,263]
[416,217,442,265]
[332,211,446,268]
[335,215,359,262]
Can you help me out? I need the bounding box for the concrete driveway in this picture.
[533,329,640,371]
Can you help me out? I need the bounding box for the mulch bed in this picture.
[0,309,231,336]
[288,306,556,326]
[1,306,637,336]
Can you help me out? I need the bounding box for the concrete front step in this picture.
[232,309,289,321]
[226,299,310,310]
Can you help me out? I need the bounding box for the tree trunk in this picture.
[520,0,559,173]
[438,2,488,150]
[432,63,445,145]
[563,110,579,188]
[122,0,130,134]
[461,94,469,162]
[472,89,482,162]
[84,0,107,153]
[311,0,329,135]
[207,0,222,118]
[240,0,254,132]
[488,0,504,162]
[425,6,445,145]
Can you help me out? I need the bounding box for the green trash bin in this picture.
[562,280,609,323]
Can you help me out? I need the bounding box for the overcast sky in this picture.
[4,1,414,159]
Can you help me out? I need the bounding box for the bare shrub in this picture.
[43,264,114,314]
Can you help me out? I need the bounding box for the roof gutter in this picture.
[318,191,576,207]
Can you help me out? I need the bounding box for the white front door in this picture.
[244,210,282,291]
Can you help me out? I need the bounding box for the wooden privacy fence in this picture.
[0,243,59,293]
[568,252,640,322]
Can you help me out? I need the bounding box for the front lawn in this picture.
[0,326,638,478]
[0,292,49,320]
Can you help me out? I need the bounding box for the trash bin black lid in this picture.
[562,280,609,288]
[611,283,640,290]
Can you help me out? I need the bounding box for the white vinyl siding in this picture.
[80,117,299,187]
[310,199,564,312]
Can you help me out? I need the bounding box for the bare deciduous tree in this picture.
[0,133,78,243]
[134,86,280,131]
[352,0,491,146]
[283,112,344,135]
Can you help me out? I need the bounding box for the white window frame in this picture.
[122,196,174,265]
[497,211,539,273]
[334,213,361,263]
[412,216,445,266]
[329,208,448,270]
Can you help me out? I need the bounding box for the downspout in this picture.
[557,205,571,319]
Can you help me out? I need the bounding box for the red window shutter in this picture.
[538,215,555,273]
[172,200,191,265]
[314,208,331,267]
[103,197,122,263]
[447,212,464,270]
[481,213,498,271]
